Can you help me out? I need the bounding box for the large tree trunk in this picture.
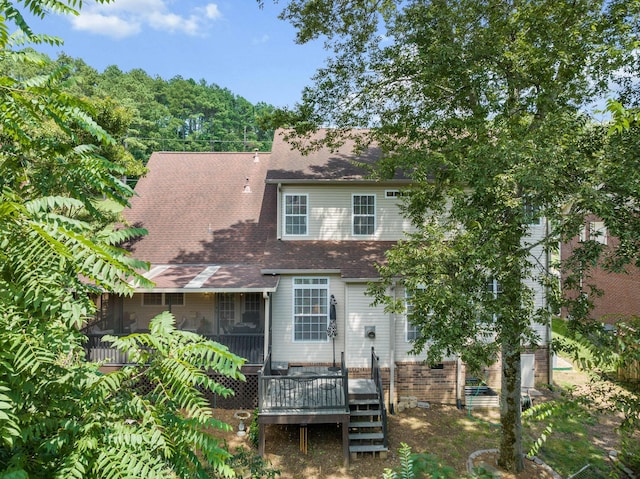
[498,336,524,472]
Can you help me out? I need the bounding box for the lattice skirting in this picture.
[133,367,259,410]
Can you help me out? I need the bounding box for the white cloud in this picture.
[252,34,270,45]
[72,1,222,39]
[203,4,222,20]
[148,11,200,36]
[70,13,141,39]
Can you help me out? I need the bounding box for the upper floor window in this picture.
[589,221,607,245]
[293,278,329,342]
[579,221,608,245]
[522,197,541,225]
[285,194,308,235]
[353,194,376,235]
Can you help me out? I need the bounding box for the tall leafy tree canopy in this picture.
[265,0,640,472]
[1,2,244,477]
[1,50,277,169]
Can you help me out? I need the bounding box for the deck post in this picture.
[258,423,266,456]
[342,417,350,466]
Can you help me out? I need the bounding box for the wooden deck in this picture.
[257,357,351,465]
[260,367,347,412]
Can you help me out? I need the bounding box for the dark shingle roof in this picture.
[125,151,274,266]
[267,129,386,182]
[123,129,399,288]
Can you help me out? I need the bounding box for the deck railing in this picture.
[85,332,264,365]
[258,351,349,413]
[371,347,389,448]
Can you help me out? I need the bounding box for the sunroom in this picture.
[85,264,279,365]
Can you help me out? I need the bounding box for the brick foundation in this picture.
[395,361,461,405]
[393,347,550,406]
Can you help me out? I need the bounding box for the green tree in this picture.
[265,0,640,472]
[1,2,245,477]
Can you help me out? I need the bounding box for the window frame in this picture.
[142,292,184,307]
[589,221,608,245]
[404,287,426,342]
[292,277,330,342]
[352,194,376,236]
[284,193,309,236]
[218,293,236,321]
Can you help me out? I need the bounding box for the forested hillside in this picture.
[2,50,275,174]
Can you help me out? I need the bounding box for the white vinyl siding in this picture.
[271,276,344,364]
[284,194,308,235]
[293,277,330,342]
[280,185,413,240]
[345,283,390,368]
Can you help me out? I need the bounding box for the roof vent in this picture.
[253,148,259,163]
[243,177,251,193]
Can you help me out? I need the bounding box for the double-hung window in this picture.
[293,278,329,341]
[404,288,425,342]
[284,194,308,235]
[522,197,541,225]
[589,221,607,245]
[353,194,376,235]
[486,278,503,322]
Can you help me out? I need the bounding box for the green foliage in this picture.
[248,407,260,449]
[1,2,247,477]
[1,50,277,167]
[271,0,640,472]
[216,447,280,479]
[381,443,456,479]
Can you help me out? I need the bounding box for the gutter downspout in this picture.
[276,184,282,240]
[389,280,397,413]
[263,291,271,363]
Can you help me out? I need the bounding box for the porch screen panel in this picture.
[218,293,235,321]
[293,278,329,341]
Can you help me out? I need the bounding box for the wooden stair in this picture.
[348,379,388,459]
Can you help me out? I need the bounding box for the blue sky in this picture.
[30,1,327,108]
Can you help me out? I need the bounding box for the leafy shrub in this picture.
[382,443,456,479]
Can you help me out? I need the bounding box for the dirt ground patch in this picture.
[213,404,561,478]
[211,367,624,478]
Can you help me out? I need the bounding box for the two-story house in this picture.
[89,129,552,414]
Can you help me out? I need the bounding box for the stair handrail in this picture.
[341,351,349,412]
[370,347,388,448]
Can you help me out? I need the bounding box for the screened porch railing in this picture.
[85,333,264,365]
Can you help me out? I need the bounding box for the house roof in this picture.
[132,264,279,292]
[262,240,393,279]
[267,129,409,183]
[123,129,397,291]
[125,150,275,266]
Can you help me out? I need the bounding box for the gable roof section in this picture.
[125,151,274,265]
[123,129,402,290]
[267,129,409,183]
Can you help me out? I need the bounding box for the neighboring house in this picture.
[89,129,552,412]
[561,216,640,323]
